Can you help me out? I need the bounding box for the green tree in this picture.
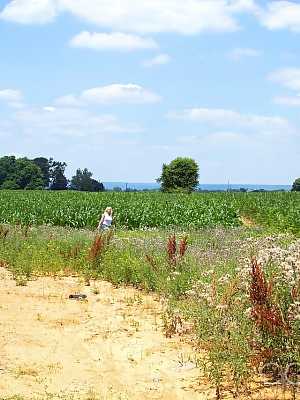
[32,157,51,187]
[90,178,105,192]
[1,180,20,190]
[292,178,300,192]
[71,168,104,192]
[0,156,44,190]
[49,161,68,190]
[32,157,69,190]
[0,156,17,187]
[157,157,199,192]
[15,158,44,189]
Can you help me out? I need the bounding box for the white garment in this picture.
[102,212,112,226]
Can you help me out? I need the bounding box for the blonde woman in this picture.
[98,207,113,231]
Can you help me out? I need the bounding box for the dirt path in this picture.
[0,267,214,400]
[240,215,257,228]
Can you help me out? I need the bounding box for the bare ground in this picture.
[0,267,298,400]
[0,267,213,400]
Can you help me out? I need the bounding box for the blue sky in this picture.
[0,0,299,184]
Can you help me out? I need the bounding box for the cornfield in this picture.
[0,190,299,232]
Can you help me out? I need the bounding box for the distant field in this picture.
[0,190,299,232]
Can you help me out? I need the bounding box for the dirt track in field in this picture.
[0,267,212,400]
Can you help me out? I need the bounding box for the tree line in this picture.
[0,155,298,192]
[0,156,104,191]
[157,157,300,193]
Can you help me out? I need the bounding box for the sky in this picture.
[0,0,299,184]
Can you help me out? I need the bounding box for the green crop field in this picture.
[0,190,299,232]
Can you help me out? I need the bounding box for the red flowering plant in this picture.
[166,233,188,269]
[248,250,300,383]
[84,230,114,284]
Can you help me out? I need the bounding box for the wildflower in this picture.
[250,257,287,335]
[185,289,196,296]
[244,307,252,318]
[218,274,231,284]
[179,236,188,258]
[167,234,177,265]
[172,271,181,276]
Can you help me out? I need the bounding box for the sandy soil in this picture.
[0,267,213,400]
[1,267,298,400]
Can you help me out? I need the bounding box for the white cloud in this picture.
[54,94,83,107]
[0,89,22,102]
[168,107,293,134]
[177,131,244,145]
[0,0,256,34]
[0,0,58,24]
[270,68,300,108]
[273,95,300,107]
[43,106,56,112]
[12,0,300,38]
[82,84,161,104]
[55,84,161,106]
[259,1,300,32]
[11,106,141,137]
[228,47,261,60]
[269,68,300,91]
[0,89,23,107]
[70,31,158,52]
[228,0,257,13]
[142,53,171,67]
[209,131,243,141]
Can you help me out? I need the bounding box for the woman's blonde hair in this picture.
[105,207,113,214]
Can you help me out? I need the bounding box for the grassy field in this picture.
[1,190,300,399]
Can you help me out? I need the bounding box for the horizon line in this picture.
[103,181,291,185]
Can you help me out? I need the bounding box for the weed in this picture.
[0,224,9,240]
[15,276,28,286]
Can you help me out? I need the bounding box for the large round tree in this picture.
[157,157,199,192]
[292,178,300,192]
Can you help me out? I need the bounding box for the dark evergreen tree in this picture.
[70,168,104,192]
[49,161,68,190]
[292,178,300,192]
[90,178,105,192]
